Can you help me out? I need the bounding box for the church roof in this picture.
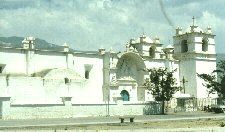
[185,25,204,33]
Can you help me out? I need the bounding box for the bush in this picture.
[214,108,223,113]
[219,122,225,127]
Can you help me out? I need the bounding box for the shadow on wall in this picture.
[143,102,162,115]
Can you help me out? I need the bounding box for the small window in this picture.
[85,71,89,79]
[84,64,93,79]
[0,67,2,73]
[64,78,69,84]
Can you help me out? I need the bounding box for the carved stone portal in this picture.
[116,52,145,85]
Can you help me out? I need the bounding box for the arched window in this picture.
[149,46,155,58]
[120,90,130,101]
[202,39,208,52]
[84,64,93,79]
[181,40,188,53]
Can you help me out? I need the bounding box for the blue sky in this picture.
[0,0,224,53]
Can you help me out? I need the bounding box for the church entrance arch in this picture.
[116,52,146,85]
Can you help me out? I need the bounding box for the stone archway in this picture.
[116,52,146,85]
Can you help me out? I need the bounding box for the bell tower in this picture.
[173,17,216,98]
[129,34,163,59]
[22,37,35,49]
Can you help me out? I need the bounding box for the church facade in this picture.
[0,23,217,119]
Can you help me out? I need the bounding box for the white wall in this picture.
[0,49,26,74]
[3,77,63,104]
[0,76,8,96]
[0,50,105,104]
[144,60,165,69]
[196,60,217,98]
[0,48,71,75]
[29,51,67,74]
[73,54,104,103]
[179,59,197,96]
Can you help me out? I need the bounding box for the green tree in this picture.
[144,68,180,114]
[197,60,225,100]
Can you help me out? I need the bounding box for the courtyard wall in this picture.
[0,99,161,119]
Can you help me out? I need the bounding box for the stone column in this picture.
[0,96,11,119]
[61,96,72,107]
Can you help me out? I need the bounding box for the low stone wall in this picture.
[1,97,217,119]
[0,98,162,119]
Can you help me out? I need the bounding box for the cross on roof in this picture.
[192,16,195,26]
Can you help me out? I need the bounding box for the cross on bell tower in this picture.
[180,76,188,94]
[192,16,195,26]
[190,16,198,32]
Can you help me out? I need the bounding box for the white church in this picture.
[0,22,218,119]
